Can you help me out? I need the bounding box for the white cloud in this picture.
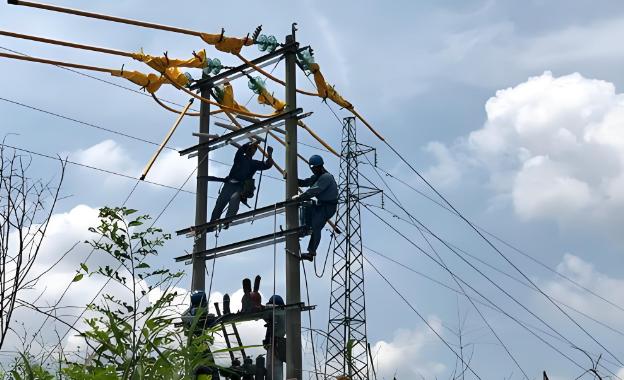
[541,254,624,329]
[371,317,446,379]
[68,139,227,191]
[423,141,461,187]
[429,72,624,229]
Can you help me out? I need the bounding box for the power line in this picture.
[0,142,200,195]
[363,254,484,380]
[381,141,624,367]
[361,158,530,379]
[39,147,206,364]
[371,163,624,317]
[363,247,624,379]
[368,203,624,339]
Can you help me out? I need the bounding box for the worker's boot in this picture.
[300,251,316,261]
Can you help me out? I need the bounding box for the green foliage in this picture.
[8,207,225,380]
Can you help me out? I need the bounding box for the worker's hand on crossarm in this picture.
[266,146,274,156]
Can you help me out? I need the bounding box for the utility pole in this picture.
[284,31,302,379]
[192,82,210,292]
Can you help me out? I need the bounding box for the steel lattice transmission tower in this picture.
[325,117,379,380]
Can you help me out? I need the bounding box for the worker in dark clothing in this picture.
[263,295,285,380]
[293,155,338,261]
[210,141,273,223]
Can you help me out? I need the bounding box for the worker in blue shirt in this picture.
[210,141,273,223]
[293,155,338,261]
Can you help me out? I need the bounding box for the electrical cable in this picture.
[363,247,624,379]
[0,142,201,195]
[380,140,624,367]
[362,160,530,379]
[367,203,624,339]
[363,204,624,379]
[371,163,624,317]
[363,255,484,380]
[318,87,624,371]
[39,142,210,363]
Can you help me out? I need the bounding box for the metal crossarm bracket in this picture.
[179,108,304,156]
[176,200,300,236]
[189,43,309,90]
[208,303,316,328]
[174,226,309,263]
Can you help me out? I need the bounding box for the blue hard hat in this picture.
[267,294,285,306]
[190,291,207,307]
[309,155,324,167]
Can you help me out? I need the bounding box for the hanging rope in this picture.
[151,93,201,116]
[251,130,270,219]
[314,229,334,278]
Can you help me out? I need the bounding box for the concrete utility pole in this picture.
[284,32,302,379]
[192,84,210,292]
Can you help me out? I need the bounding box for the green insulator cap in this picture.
[257,34,269,52]
[267,35,278,52]
[248,76,266,94]
[211,58,223,74]
[213,85,225,103]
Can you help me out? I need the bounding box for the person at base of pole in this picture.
[210,141,273,224]
[263,295,286,380]
[292,154,338,261]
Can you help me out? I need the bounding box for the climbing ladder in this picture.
[214,302,246,364]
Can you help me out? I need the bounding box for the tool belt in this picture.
[240,178,256,200]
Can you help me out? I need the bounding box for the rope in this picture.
[251,130,270,217]
[302,261,320,380]
[313,229,333,278]
[271,202,277,379]
[151,93,201,116]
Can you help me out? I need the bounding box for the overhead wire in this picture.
[358,188,624,379]
[0,96,285,183]
[316,96,620,376]
[363,247,624,379]
[366,204,624,339]
[0,143,197,195]
[361,159,530,379]
[379,141,624,367]
[41,144,208,364]
[363,254,483,380]
[371,163,624,317]
[312,73,624,369]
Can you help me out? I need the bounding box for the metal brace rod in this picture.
[212,56,281,87]
[179,108,303,156]
[174,227,308,262]
[176,199,299,236]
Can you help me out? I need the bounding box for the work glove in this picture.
[291,193,301,200]
[266,146,274,156]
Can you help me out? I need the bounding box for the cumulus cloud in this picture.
[541,253,624,329]
[428,72,624,230]
[69,139,228,192]
[423,141,461,187]
[371,317,446,379]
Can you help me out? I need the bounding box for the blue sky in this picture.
[2,1,624,379]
